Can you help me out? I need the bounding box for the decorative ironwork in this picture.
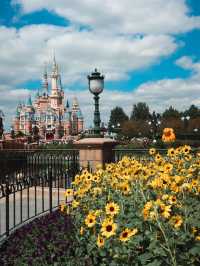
[0,149,79,242]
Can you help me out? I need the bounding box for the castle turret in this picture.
[50,55,63,109]
[77,109,84,133]
[64,100,72,136]
[24,95,34,135]
[13,104,21,133]
[42,64,48,96]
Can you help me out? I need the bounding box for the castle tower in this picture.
[71,97,84,134]
[13,104,21,133]
[42,64,48,96]
[77,109,84,133]
[50,55,63,109]
[64,100,72,137]
[24,96,33,135]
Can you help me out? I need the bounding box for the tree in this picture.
[162,106,181,119]
[183,105,200,119]
[108,107,129,132]
[130,102,150,121]
[121,120,150,138]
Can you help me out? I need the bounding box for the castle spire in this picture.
[51,51,58,77]
[26,95,32,106]
[42,62,48,94]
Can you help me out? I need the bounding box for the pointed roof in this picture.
[72,97,79,107]
[26,95,32,106]
[66,100,70,109]
[15,107,20,118]
[42,63,48,94]
[77,109,83,119]
[51,52,59,77]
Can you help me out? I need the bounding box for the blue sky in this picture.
[0,0,200,128]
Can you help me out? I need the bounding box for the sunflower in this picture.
[65,188,74,197]
[155,153,162,162]
[184,154,192,161]
[168,195,177,205]
[148,169,156,176]
[182,145,191,155]
[92,175,101,183]
[119,228,132,242]
[119,182,131,195]
[85,213,96,228]
[97,235,105,248]
[175,147,182,155]
[162,128,176,142]
[105,202,120,216]
[170,215,183,229]
[149,148,156,156]
[167,148,176,157]
[161,205,171,219]
[101,218,117,238]
[164,163,173,173]
[85,173,93,182]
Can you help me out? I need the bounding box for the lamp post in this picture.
[0,110,4,140]
[110,123,121,139]
[88,69,104,137]
[181,115,190,143]
[147,111,161,140]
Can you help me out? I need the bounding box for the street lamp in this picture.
[88,69,104,137]
[148,111,161,139]
[181,115,190,131]
[181,115,190,143]
[0,110,4,140]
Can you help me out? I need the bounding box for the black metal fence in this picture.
[0,149,79,243]
[114,147,200,162]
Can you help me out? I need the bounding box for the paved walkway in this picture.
[0,187,66,238]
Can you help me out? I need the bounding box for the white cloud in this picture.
[68,56,200,126]
[1,1,200,129]
[13,0,200,35]
[0,24,178,87]
[1,56,200,130]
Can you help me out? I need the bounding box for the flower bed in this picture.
[0,211,74,266]
[66,146,200,265]
[1,145,200,265]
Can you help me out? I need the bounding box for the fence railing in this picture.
[114,147,200,162]
[0,149,79,243]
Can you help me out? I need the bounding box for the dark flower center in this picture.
[122,232,128,238]
[89,219,93,223]
[106,225,113,232]
[110,207,114,212]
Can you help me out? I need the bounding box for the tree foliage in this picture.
[108,106,129,131]
[130,102,150,121]
[162,106,181,119]
[183,105,200,118]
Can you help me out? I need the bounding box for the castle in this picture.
[13,57,84,140]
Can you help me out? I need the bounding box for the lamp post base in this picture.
[74,137,118,171]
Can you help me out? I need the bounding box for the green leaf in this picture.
[146,259,162,266]
[138,252,154,265]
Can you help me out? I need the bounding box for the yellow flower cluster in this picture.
[61,145,200,251]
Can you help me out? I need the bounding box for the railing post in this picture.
[5,179,10,237]
[49,169,52,213]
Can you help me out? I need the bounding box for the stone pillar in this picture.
[74,137,117,171]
